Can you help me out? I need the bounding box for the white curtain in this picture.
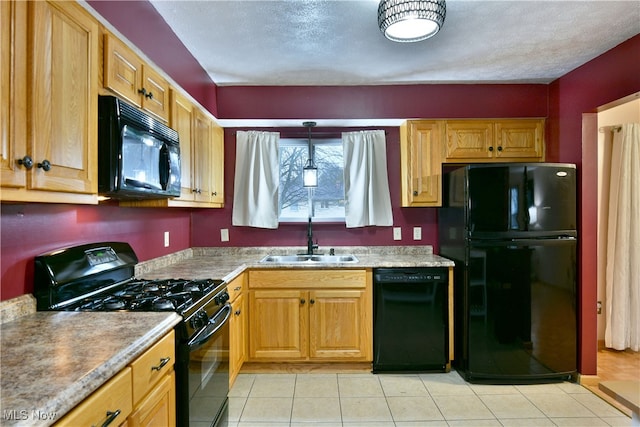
[604,123,640,351]
[342,130,393,228]
[232,131,280,229]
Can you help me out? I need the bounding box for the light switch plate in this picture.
[220,228,229,242]
[393,227,402,241]
[164,231,170,247]
[413,227,422,240]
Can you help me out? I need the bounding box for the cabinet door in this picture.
[192,110,213,203]
[103,33,143,108]
[309,289,369,360]
[30,0,98,194]
[249,290,308,360]
[128,371,176,427]
[170,91,195,201]
[140,65,169,121]
[495,119,544,160]
[444,120,494,160]
[229,293,246,387]
[1,0,27,189]
[400,120,443,206]
[210,123,225,205]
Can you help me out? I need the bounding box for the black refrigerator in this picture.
[439,163,577,384]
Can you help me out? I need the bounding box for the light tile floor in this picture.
[227,371,632,427]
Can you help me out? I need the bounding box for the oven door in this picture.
[176,304,230,427]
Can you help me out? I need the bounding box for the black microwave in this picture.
[98,95,181,199]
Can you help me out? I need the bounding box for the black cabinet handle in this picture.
[413,190,418,196]
[37,159,51,171]
[100,409,121,427]
[497,146,503,152]
[212,191,217,196]
[235,309,241,316]
[310,299,315,304]
[151,357,170,371]
[137,88,147,96]
[145,92,154,100]
[17,156,33,169]
[300,299,306,305]
[488,146,494,152]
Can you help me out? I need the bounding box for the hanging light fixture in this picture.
[302,121,318,187]
[378,0,446,43]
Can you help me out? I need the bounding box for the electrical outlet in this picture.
[220,228,229,242]
[413,226,422,240]
[393,227,402,241]
[164,231,170,247]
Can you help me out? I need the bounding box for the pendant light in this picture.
[378,0,446,43]
[302,121,318,187]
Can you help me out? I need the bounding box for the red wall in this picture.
[0,203,191,300]
[547,34,640,375]
[218,84,548,119]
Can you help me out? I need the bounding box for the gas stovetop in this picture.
[70,278,223,313]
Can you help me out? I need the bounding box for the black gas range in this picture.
[34,241,229,427]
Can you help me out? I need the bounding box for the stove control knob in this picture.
[190,310,208,329]
[215,292,230,305]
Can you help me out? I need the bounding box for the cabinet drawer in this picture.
[227,273,246,302]
[249,269,367,289]
[56,367,132,426]
[131,330,175,405]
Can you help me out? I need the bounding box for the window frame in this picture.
[278,137,345,224]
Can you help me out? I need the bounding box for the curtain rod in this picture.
[230,130,389,138]
[598,125,622,133]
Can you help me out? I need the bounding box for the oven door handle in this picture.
[187,304,231,349]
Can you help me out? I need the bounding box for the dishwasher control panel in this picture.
[373,268,448,284]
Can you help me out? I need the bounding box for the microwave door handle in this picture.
[159,143,170,190]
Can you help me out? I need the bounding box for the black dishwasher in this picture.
[373,268,449,373]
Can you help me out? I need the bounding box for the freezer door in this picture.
[467,164,577,238]
[463,238,577,382]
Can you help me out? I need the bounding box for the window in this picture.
[278,138,345,222]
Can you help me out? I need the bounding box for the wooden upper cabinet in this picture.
[444,119,545,162]
[170,91,195,201]
[192,109,213,203]
[444,121,494,160]
[103,33,169,122]
[1,0,100,204]
[495,119,545,160]
[399,120,443,207]
[29,0,99,195]
[1,0,28,189]
[210,123,225,205]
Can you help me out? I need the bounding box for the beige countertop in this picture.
[136,245,455,282]
[0,311,181,426]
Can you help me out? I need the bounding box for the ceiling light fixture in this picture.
[302,121,318,188]
[378,0,446,43]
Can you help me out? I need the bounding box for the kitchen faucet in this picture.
[306,218,318,255]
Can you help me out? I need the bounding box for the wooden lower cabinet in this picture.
[229,289,247,387]
[126,371,176,427]
[248,269,372,362]
[56,331,175,427]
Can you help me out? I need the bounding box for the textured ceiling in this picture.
[148,0,640,87]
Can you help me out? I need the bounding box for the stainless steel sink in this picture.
[259,254,359,264]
